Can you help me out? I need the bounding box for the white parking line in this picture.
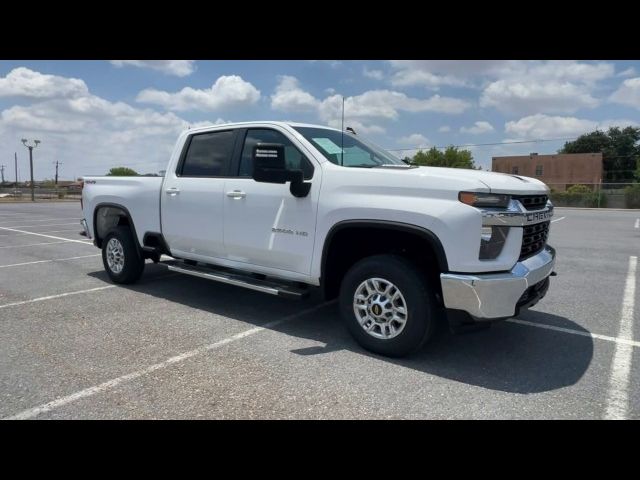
[0,241,77,249]
[0,223,80,229]
[0,226,92,244]
[0,254,101,269]
[0,218,81,225]
[635,218,639,229]
[0,229,80,237]
[3,300,335,420]
[604,256,637,420]
[0,285,115,310]
[507,319,640,348]
[551,216,566,223]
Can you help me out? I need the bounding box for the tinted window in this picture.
[239,129,314,180]
[180,130,236,176]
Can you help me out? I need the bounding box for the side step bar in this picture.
[162,261,309,299]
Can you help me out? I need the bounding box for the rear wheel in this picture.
[102,226,145,284]
[339,254,439,357]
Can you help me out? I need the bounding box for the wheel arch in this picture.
[93,203,141,250]
[320,220,449,300]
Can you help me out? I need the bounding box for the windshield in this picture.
[292,126,404,167]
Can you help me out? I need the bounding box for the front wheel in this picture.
[339,254,439,357]
[102,226,145,284]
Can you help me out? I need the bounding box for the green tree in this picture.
[107,167,139,176]
[559,126,640,184]
[411,146,478,169]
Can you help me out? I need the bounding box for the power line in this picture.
[387,131,640,153]
[387,137,580,152]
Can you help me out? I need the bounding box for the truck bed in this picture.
[82,175,163,246]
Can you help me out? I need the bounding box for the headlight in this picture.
[459,191,510,208]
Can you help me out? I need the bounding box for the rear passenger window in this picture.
[239,129,314,180]
[180,130,236,177]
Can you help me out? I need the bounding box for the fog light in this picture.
[479,226,509,260]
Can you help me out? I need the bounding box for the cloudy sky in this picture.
[0,60,638,180]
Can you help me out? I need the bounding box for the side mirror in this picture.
[252,143,311,198]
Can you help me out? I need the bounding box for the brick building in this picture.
[492,153,603,191]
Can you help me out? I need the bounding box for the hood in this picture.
[415,166,549,194]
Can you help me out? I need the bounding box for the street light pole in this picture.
[21,139,40,202]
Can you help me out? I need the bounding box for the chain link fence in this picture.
[547,183,640,208]
[0,186,81,201]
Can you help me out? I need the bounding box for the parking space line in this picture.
[551,216,566,223]
[0,229,80,237]
[0,285,116,310]
[507,318,640,348]
[0,223,80,229]
[635,219,639,229]
[604,256,637,420]
[0,226,92,244]
[0,218,81,225]
[3,300,335,420]
[0,240,79,249]
[0,254,101,269]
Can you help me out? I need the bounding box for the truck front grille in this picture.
[513,194,548,211]
[520,221,550,260]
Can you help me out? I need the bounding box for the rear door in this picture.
[161,129,240,260]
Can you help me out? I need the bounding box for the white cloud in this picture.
[618,68,636,78]
[136,75,260,112]
[438,125,451,133]
[270,76,320,113]
[504,114,598,139]
[363,67,384,80]
[460,121,494,135]
[610,77,640,109]
[389,60,511,88]
[109,60,196,77]
[389,61,615,116]
[0,67,88,99]
[480,80,600,115]
[398,133,429,146]
[479,61,614,115]
[0,68,209,178]
[268,77,469,135]
[325,119,386,135]
[320,91,470,120]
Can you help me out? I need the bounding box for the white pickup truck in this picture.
[80,121,556,357]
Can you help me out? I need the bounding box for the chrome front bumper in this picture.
[440,246,556,319]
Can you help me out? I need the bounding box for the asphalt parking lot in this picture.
[0,202,638,419]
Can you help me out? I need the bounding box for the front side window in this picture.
[292,126,404,168]
[239,129,314,180]
[180,130,236,177]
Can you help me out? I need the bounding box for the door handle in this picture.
[226,190,246,199]
[165,187,180,195]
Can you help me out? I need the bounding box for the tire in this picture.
[102,226,145,284]
[339,254,439,357]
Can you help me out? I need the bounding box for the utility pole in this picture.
[53,160,62,185]
[0,164,5,184]
[14,153,18,190]
[21,139,41,202]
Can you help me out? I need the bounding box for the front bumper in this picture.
[440,245,556,320]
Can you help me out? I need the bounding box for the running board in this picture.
[162,261,309,299]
